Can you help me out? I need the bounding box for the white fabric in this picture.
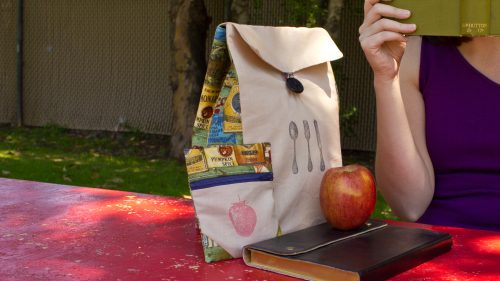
[191,181,278,258]
[193,23,343,258]
[230,24,343,73]
[226,23,343,235]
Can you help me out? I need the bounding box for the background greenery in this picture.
[0,125,188,197]
[0,125,397,220]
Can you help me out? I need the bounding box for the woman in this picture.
[359,0,500,231]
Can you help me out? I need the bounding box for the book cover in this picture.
[386,0,500,36]
[243,220,452,281]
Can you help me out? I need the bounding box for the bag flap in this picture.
[226,23,343,73]
[244,219,387,256]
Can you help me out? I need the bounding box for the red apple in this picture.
[320,164,376,230]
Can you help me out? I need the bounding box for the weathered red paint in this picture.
[0,178,499,280]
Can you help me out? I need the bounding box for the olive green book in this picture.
[386,0,500,36]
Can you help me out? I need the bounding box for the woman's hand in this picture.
[359,0,416,82]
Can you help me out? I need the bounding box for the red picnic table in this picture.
[1,178,499,281]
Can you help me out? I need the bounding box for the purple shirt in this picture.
[417,37,500,231]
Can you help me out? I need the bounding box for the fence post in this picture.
[16,0,24,126]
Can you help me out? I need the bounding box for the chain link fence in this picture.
[335,2,376,151]
[0,0,17,125]
[0,0,375,150]
[22,0,173,134]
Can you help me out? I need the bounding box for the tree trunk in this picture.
[169,0,210,161]
[325,0,344,42]
[231,0,251,24]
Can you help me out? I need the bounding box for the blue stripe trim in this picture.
[190,172,273,190]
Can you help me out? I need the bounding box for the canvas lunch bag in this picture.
[184,22,343,262]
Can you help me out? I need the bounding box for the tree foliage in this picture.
[285,0,328,27]
[284,0,345,41]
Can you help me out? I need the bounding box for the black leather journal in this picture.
[243,219,452,281]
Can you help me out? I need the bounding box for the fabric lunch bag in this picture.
[184,22,343,262]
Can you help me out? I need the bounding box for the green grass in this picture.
[373,191,399,220]
[0,125,190,197]
[0,125,397,220]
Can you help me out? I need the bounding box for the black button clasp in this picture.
[285,73,304,94]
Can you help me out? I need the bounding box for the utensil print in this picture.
[289,121,299,174]
[303,120,313,172]
[314,120,325,171]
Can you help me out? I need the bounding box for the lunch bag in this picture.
[184,22,343,262]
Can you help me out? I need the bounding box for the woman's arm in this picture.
[359,0,434,221]
[374,37,434,221]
